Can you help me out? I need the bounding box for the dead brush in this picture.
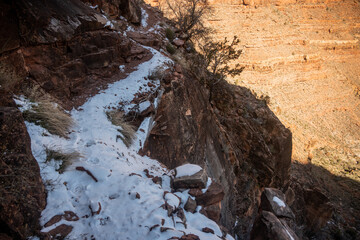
[22,87,73,138]
[105,110,136,148]
[45,147,82,174]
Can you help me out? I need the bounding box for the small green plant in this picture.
[45,148,81,173]
[166,43,176,54]
[106,110,136,147]
[23,99,73,138]
[165,28,175,42]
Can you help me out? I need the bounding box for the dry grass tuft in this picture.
[22,88,73,138]
[45,148,81,174]
[106,110,136,148]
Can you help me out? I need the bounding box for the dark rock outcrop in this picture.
[172,169,208,190]
[260,188,295,220]
[81,0,142,24]
[0,91,46,239]
[251,211,299,240]
[0,0,152,109]
[141,66,292,239]
[196,182,225,207]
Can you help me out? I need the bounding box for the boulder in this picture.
[173,167,208,190]
[184,197,197,213]
[173,38,185,47]
[303,188,333,231]
[196,182,225,206]
[200,203,221,223]
[127,31,161,48]
[188,188,203,197]
[202,227,215,234]
[179,234,200,240]
[260,188,295,219]
[250,211,299,240]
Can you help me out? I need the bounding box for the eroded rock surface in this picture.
[0,0,152,109]
[0,91,46,239]
[141,65,292,239]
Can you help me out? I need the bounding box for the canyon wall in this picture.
[203,0,360,181]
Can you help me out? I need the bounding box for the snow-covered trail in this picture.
[16,48,234,240]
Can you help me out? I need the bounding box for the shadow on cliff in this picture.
[289,160,360,239]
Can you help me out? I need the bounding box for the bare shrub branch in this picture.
[166,0,211,41]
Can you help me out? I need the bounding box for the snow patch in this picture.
[273,196,286,207]
[141,8,148,28]
[18,47,232,240]
[175,164,202,178]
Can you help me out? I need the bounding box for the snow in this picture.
[164,192,180,209]
[105,20,114,28]
[16,46,233,240]
[89,5,98,9]
[175,164,203,178]
[273,196,286,207]
[119,65,125,72]
[141,8,148,28]
[285,229,295,240]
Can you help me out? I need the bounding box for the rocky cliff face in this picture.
[141,63,292,238]
[3,0,355,239]
[200,0,360,238]
[0,0,152,109]
[0,90,46,239]
[0,0,152,238]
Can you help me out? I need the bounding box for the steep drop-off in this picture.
[2,0,357,239]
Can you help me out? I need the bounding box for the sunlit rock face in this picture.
[201,0,360,179]
[144,0,360,238]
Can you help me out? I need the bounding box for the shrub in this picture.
[199,36,244,81]
[166,0,211,41]
[165,28,175,42]
[105,110,136,148]
[45,148,81,173]
[186,36,244,101]
[23,96,73,138]
[166,43,176,54]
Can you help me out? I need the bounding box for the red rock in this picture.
[44,211,79,228]
[45,224,73,239]
[184,197,197,213]
[179,234,200,240]
[260,188,295,219]
[303,188,333,231]
[0,93,46,239]
[202,227,215,234]
[196,182,224,206]
[175,64,182,73]
[172,169,208,190]
[250,211,299,240]
[76,166,98,182]
[188,188,203,197]
[127,31,161,48]
[200,204,221,223]
[173,38,185,47]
